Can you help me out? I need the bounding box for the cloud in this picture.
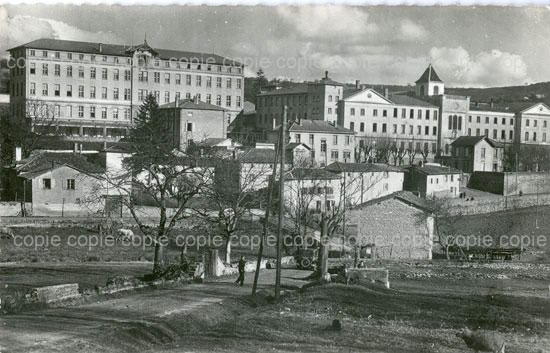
[276,6,378,43]
[429,46,531,87]
[399,19,429,41]
[0,8,123,58]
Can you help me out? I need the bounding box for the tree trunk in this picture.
[318,216,329,281]
[153,240,165,274]
[225,236,231,264]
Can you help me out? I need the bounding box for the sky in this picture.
[1,5,550,88]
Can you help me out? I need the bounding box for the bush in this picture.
[87,255,100,262]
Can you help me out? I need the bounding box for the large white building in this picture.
[8,38,244,142]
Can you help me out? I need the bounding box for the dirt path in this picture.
[0,270,311,353]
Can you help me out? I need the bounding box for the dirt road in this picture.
[0,269,311,353]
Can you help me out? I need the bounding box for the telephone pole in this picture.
[275,105,287,299]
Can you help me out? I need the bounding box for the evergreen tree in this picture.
[253,68,269,94]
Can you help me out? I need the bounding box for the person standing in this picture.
[235,256,246,286]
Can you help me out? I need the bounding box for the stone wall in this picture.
[346,198,433,260]
[469,171,550,196]
[468,172,504,195]
[28,283,80,304]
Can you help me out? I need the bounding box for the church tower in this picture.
[415,64,444,97]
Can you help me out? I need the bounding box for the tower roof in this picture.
[415,64,443,84]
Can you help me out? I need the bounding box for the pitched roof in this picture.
[16,152,105,179]
[326,162,404,173]
[159,99,226,111]
[389,94,438,108]
[405,164,461,175]
[286,142,311,150]
[469,102,548,114]
[415,64,443,84]
[286,168,341,181]
[355,191,434,213]
[286,120,356,134]
[9,38,242,66]
[257,83,308,97]
[238,148,277,164]
[451,136,505,149]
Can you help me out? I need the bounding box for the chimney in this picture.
[490,98,494,108]
[99,43,103,53]
[355,80,360,89]
[15,147,22,162]
[475,101,479,107]
[384,88,389,98]
[272,117,277,129]
[325,71,328,79]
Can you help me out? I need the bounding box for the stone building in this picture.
[7,38,244,142]
[404,163,461,199]
[345,191,434,260]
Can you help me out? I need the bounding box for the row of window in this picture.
[27,63,242,88]
[350,121,437,136]
[358,139,438,154]
[350,107,439,121]
[37,103,131,120]
[467,128,514,141]
[27,49,242,73]
[294,133,352,146]
[29,83,241,108]
[469,115,514,126]
[41,178,76,190]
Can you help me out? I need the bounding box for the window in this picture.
[344,151,351,160]
[501,130,506,140]
[90,67,96,79]
[493,130,497,139]
[79,54,84,60]
[165,73,171,84]
[361,109,365,116]
[360,122,365,132]
[196,75,201,86]
[226,96,231,107]
[102,55,107,62]
[30,63,36,75]
[383,110,387,117]
[29,82,36,95]
[226,78,232,88]
[351,108,355,116]
[401,125,405,134]
[393,108,398,118]
[309,134,314,146]
[345,136,350,145]
[42,51,48,58]
[30,50,35,56]
[43,178,51,189]
[410,109,414,119]
[186,122,193,132]
[42,64,48,76]
[91,55,95,62]
[113,88,119,100]
[409,125,413,135]
[402,109,406,118]
[332,135,338,145]
[216,95,222,106]
[54,84,60,97]
[481,148,486,159]
[54,105,60,117]
[101,107,107,119]
[102,68,107,80]
[124,88,131,101]
[350,122,355,131]
[124,108,130,120]
[533,132,537,141]
[544,133,547,142]
[418,109,422,120]
[433,126,437,136]
[425,126,429,135]
[321,139,327,152]
[176,74,181,85]
[373,123,377,132]
[165,91,170,103]
[102,87,107,99]
[54,64,60,76]
[206,76,212,88]
[90,106,96,118]
[206,94,212,104]
[476,128,480,136]
[330,150,339,160]
[113,108,119,119]
[382,123,387,133]
[66,106,72,118]
[534,120,538,127]
[124,70,131,81]
[78,106,84,118]
[42,83,48,96]
[140,71,149,82]
[90,86,96,99]
[236,96,242,108]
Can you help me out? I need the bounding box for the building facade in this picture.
[404,163,461,199]
[450,136,504,173]
[8,38,244,142]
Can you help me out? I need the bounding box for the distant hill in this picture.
[446,82,550,105]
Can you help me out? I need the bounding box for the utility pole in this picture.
[275,106,287,299]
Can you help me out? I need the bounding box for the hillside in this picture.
[447,82,550,104]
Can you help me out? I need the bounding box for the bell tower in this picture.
[415,64,444,97]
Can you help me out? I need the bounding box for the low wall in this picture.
[28,283,80,304]
[469,171,550,196]
[444,193,550,215]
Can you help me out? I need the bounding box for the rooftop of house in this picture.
[326,162,404,173]
[415,64,443,84]
[257,83,309,97]
[286,142,311,150]
[281,120,356,135]
[389,94,439,108]
[469,101,548,114]
[286,168,341,181]
[355,190,434,213]
[10,38,242,66]
[450,136,505,149]
[16,151,105,179]
[405,164,462,176]
[159,98,226,111]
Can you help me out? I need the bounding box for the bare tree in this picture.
[193,158,270,264]
[429,200,465,260]
[406,148,418,165]
[420,145,430,163]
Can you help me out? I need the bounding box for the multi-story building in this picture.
[404,163,461,199]
[255,72,343,135]
[266,120,356,167]
[7,38,244,142]
[337,88,440,157]
[450,135,504,173]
